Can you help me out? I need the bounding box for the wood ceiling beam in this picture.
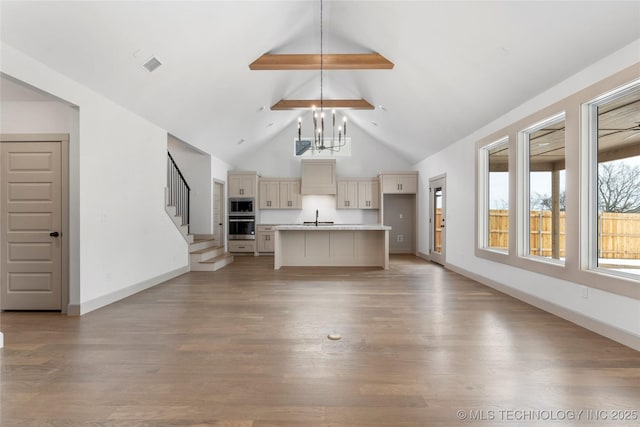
[271,99,375,110]
[250,53,394,70]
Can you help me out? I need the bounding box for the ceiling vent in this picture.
[142,56,162,72]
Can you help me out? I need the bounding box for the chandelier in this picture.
[296,0,348,154]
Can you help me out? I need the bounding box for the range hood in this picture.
[301,159,337,195]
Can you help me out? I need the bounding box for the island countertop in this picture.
[275,224,391,231]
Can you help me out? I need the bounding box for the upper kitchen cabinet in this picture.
[337,179,359,209]
[259,179,280,208]
[358,179,379,209]
[259,178,301,209]
[229,171,257,197]
[380,172,418,194]
[301,159,336,195]
[337,178,379,209]
[279,179,301,209]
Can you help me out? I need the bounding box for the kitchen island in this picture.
[274,224,391,270]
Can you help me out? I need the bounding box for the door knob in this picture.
[49,231,60,237]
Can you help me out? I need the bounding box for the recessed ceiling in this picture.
[1,1,639,166]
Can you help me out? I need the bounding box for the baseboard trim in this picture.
[446,262,640,351]
[67,265,190,316]
[417,251,430,261]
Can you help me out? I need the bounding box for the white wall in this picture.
[1,42,189,314]
[414,39,640,347]
[211,155,232,184]
[234,121,411,177]
[0,100,76,132]
[168,135,212,235]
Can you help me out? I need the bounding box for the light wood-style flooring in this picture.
[1,255,639,426]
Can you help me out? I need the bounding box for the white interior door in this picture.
[429,176,446,265]
[1,142,62,310]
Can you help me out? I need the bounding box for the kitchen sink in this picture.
[302,221,334,226]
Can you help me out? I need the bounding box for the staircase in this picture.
[165,194,234,271]
[166,151,233,271]
[189,236,234,271]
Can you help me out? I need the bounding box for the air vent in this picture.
[142,56,162,72]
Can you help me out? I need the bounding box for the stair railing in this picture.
[167,151,190,232]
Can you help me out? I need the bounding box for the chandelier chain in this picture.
[320,0,323,112]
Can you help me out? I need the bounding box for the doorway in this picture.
[1,135,69,310]
[383,194,416,254]
[213,180,224,243]
[429,175,446,265]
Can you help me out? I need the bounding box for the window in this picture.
[480,138,509,253]
[521,114,566,263]
[475,67,639,299]
[587,82,640,279]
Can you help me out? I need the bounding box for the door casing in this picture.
[213,179,225,243]
[429,174,446,266]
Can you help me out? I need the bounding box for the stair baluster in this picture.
[167,152,191,233]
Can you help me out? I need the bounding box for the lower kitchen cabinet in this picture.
[228,240,256,253]
[257,225,276,253]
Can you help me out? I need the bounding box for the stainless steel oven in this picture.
[229,216,255,240]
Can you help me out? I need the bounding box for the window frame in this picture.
[478,137,510,254]
[475,64,640,301]
[583,78,640,282]
[517,112,566,266]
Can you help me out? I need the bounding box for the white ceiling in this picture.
[1,1,639,165]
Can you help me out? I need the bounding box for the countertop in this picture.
[274,224,391,231]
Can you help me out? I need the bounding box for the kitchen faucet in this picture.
[315,209,319,226]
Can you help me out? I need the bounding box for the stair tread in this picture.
[200,253,233,264]
[193,237,216,243]
[190,245,224,255]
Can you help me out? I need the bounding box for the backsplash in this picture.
[257,195,379,225]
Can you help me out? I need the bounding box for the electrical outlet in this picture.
[399,213,404,219]
[397,234,404,242]
[581,285,589,299]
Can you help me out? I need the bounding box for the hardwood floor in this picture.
[1,255,639,426]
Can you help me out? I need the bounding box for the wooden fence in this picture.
[597,212,640,259]
[433,209,640,260]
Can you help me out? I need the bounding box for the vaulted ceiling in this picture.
[1,1,639,165]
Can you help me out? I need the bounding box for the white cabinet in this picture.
[301,159,336,195]
[337,180,359,209]
[259,180,280,209]
[358,179,379,209]
[229,172,257,197]
[257,225,276,253]
[279,180,301,209]
[380,172,418,194]
[259,178,301,209]
[337,178,379,209]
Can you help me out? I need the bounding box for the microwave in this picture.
[229,197,254,215]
